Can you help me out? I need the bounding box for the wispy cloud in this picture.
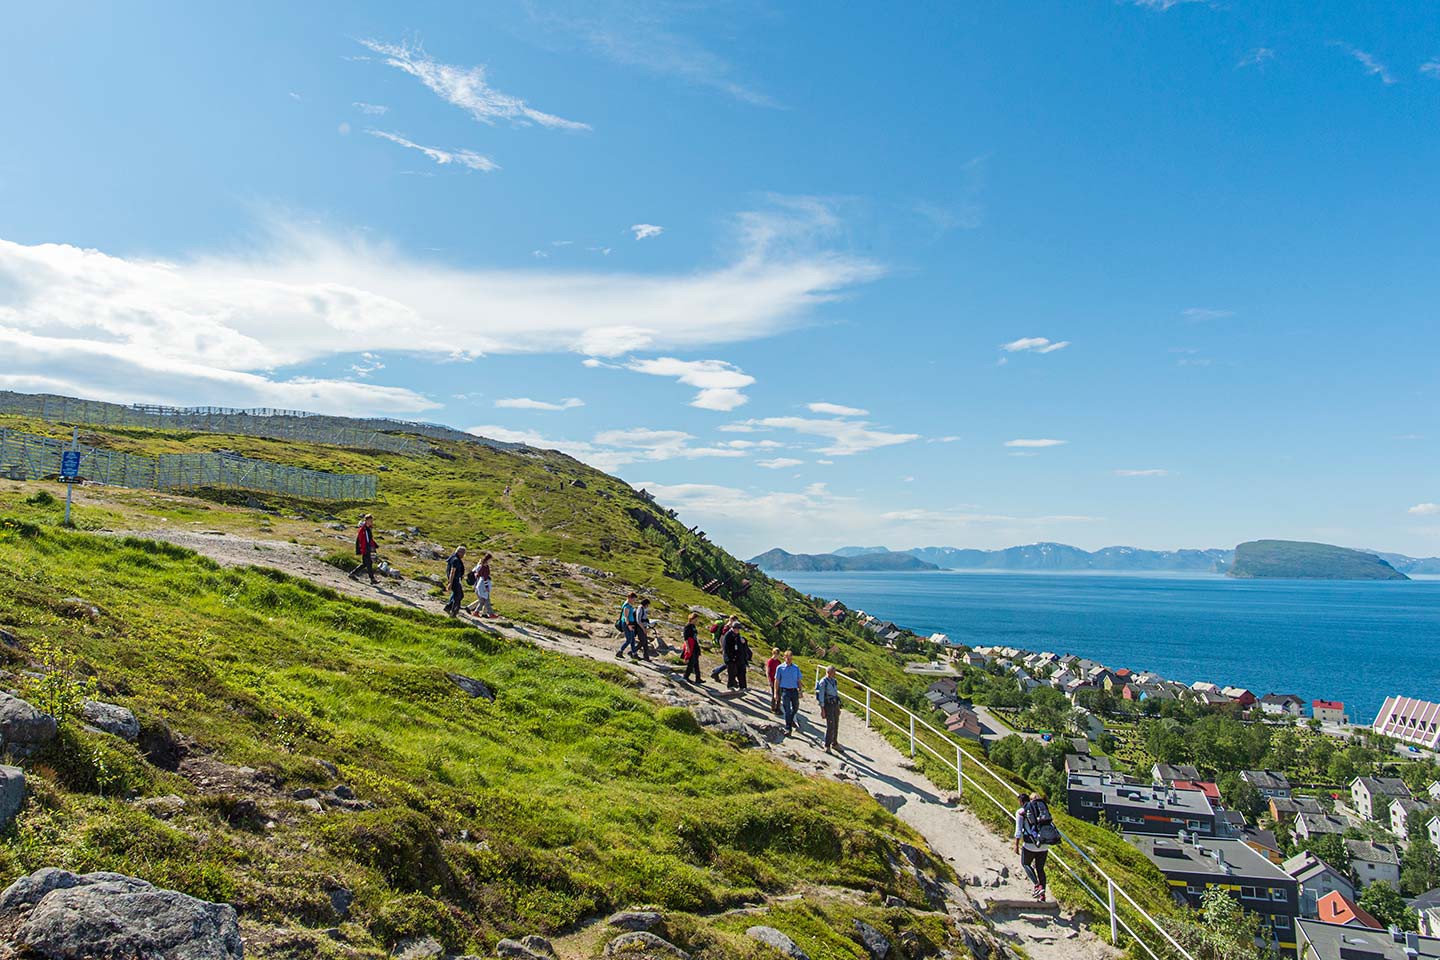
[756,457,803,469]
[807,401,868,417]
[352,101,389,116]
[494,397,584,411]
[349,351,385,378]
[1001,337,1070,354]
[1004,438,1067,448]
[0,200,879,416]
[1410,503,1440,517]
[626,357,755,411]
[731,416,920,456]
[1125,0,1207,9]
[1237,48,1274,69]
[366,130,497,171]
[357,38,590,130]
[1181,307,1234,321]
[1421,60,1440,79]
[1115,468,1170,477]
[525,3,776,107]
[1333,43,1396,84]
[465,424,746,472]
[630,223,664,240]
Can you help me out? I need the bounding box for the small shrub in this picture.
[321,550,356,572]
[371,893,466,951]
[657,706,701,735]
[21,638,98,727]
[30,726,154,797]
[24,491,57,507]
[320,807,452,894]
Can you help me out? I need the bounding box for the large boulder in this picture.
[852,920,891,960]
[688,703,775,747]
[446,674,495,701]
[496,935,556,960]
[607,910,665,932]
[0,765,25,830]
[81,700,140,741]
[0,692,57,755]
[746,926,809,960]
[1,868,242,959]
[603,931,690,960]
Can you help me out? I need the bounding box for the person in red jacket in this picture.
[348,514,378,584]
[681,612,703,683]
[765,647,782,714]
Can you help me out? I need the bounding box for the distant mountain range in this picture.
[754,541,1440,577]
[749,548,939,573]
[1229,540,1408,581]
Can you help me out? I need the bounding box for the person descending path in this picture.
[765,648,782,715]
[736,630,752,690]
[775,650,802,736]
[710,616,736,683]
[615,592,641,660]
[681,612,703,683]
[465,552,495,618]
[1014,789,1060,902]
[723,622,745,689]
[348,514,378,584]
[636,598,653,661]
[442,545,467,617]
[816,664,842,753]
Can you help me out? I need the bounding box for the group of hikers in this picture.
[348,515,499,620]
[617,594,845,752]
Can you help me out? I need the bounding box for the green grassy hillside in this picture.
[1228,539,1408,580]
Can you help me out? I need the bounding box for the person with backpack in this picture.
[775,650,802,736]
[442,546,467,617]
[815,665,843,753]
[723,624,745,689]
[348,514,378,584]
[709,617,736,682]
[465,553,495,617]
[636,599,653,661]
[680,613,702,683]
[765,648,782,714]
[615,593,641,659]
[1014,789,1060,901]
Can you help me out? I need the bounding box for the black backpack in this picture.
[1023,798,1062,846]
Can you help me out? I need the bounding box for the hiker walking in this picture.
[636,599,653,661]
[709,617,736,682]
[615,592,641,660]
[723,623,745,689]
[443,546,467,617]
[736,632,753,690]
[765,648,782,714]
[348,514,378,584]
[465,553,495,618]
[816,665,842,753]
[681,613,703,683]
[775,650,802,736]
[1014,790,1060,902]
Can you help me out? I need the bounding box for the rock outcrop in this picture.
[0,867,243,959]
[81,699,140,741]
[0,692,58,757]
[0,765,25,830]
[746,926,810,960]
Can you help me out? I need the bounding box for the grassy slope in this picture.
[0,519,951,958]
[1229,539,1407,580]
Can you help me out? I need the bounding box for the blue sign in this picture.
[60,451,81,480]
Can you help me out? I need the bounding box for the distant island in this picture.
[753,540,1438,579]
[1227,540,1409,581]
[749,548,939,572]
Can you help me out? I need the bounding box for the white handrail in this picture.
[818,666,1195,960]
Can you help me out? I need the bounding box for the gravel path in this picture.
[121,528,1119,960]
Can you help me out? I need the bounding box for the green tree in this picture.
[1177,887,1271,960]
[1297,833,1350,873]
[1219,773,1265,821]
[1266,728,1299,771]
[1328,753,1357,785]
[1403,812,1440,896]
[1359,881,1418,931]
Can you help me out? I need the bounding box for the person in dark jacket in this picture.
[348,514,378,584]
[710,616,736,682]
[736,634,752,690]
[723,624,744,689]
[681,613,702,683]
[443,546,467,616]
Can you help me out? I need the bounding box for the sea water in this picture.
[776,570,1440,724]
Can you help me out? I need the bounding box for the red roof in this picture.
[1317,891,1381,929]
[1173,780,1221,801]
[1313,699,1344,710]
[1115,668,1132,678]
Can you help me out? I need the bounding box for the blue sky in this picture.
[2,1,1438,558]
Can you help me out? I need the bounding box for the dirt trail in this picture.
[121,528,1118,960]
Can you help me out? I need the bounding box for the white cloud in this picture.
[349,351,385,378]
[1004,439,1068,448]
[756,458,803,469]
[1237,48,1274,69]
[358,38,590,131]
[353,101,389,115]
[807,401,868,417]
[367,130,497,171]
[494,397,584,411]
[1001,337,1070,354]
[1125,0,1207,9]
[1423,60,1440,79]
[1181,307,1234,321]
[929,435,961,444]
[626,357,755,411]
[1114,469,1170,478]
[733,416,920,456]
[464,424,745,472]
[1333,43,1395,85]
[1409,503,1440,517]
[0,200,878,414]
[630,224,664,240]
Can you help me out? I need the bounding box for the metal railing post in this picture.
[1108,879,1118,944]
[865,689,871,728]
[956,744,963,793]
[909,715,915,756]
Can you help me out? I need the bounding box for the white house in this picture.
[1428,815,1440,852]
[1351,776,1412,823]
[1344,839,1401,891]
[1391,797,1430,838]
[1282,851,1356,918]
[1294,813,1349,842]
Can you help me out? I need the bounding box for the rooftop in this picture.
[1241,769,1292,791]
[1296,920,1440,960]
[1314,699,1345,710]
[1128,835,1293,883]
[1354,776,1413,798]
[1282,850,1345,882]
[1071,772,1216,817]
[1345,839,1400,866]
[1315,890,1381,929]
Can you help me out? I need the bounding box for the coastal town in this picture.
[824,597,1440,959]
